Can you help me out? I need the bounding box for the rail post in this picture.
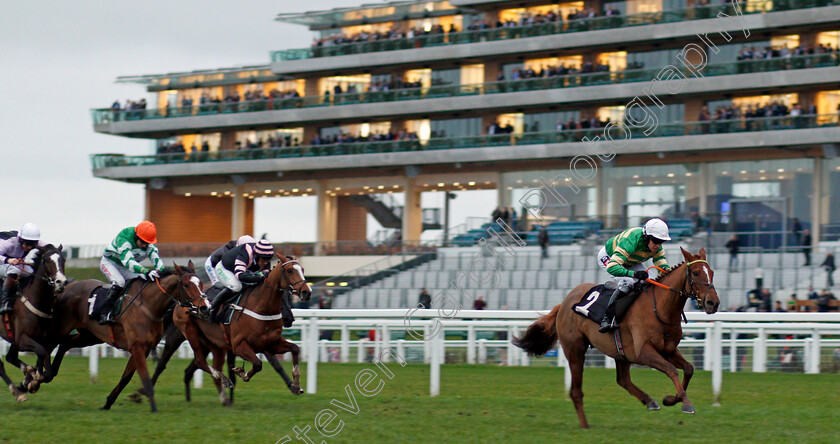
[712,320,723,406]
[306,317,319,394]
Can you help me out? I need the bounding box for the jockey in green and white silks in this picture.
[95,221,165,325]
[596,218,671,333]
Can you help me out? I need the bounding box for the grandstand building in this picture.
[90,0,840,308]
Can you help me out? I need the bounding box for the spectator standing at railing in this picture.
[816,289,836,312]
[801,228,812,266]
[820,252,836,287]
[473,295,486,310]
[726,234,740,272]
[418,288,431,309]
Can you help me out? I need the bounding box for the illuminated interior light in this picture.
[453,182,460,186]
[184,193,191,197]
[468,181,475,186]
[224,191,230,195]
[378,185,384,189]
[437,182,445,187]
[292,188,299,192]
[265,189,271,193]
[667,173,675,177]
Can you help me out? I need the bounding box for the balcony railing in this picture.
[90,113,840,169]
[269,0,839,61]
[91,53,840,125]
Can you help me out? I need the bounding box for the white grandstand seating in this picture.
[335,246,837,311]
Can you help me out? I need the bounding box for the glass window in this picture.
[460,64,484,85]
[707,40,770,64]
[431,68,460,86]
[626,49,681,70]
[430,117,482,138]
[524,111,581,133]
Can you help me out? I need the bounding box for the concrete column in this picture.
[317,182,338,255]
[231,186,247,239]
[496,174,511,209]
[403,178,423,245]
[812,157,824,244]
[597,165,610,223]
[699,163,709,215]
[220,132,237,151]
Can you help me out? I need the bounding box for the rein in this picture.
[645,260,712,327]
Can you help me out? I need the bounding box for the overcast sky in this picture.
[1,0,495,246]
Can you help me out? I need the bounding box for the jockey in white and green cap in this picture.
[595,218,672,333]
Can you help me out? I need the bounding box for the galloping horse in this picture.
[173,252,311,403]
[128,310,302,405]
[514,247,720,428]
[48,262,204,412]
[0,244,66,402]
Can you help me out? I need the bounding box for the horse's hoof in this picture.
[16,394,28,403]
[220,376,234,389]
[289,384,303,395]
[26,382,40,394]
[646,400,661,410]
[232,366,244,374]
[663,395,679,407]
[127,392,143,403]
[682,404,696,414]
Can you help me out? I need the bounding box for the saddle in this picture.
[86,278,143,318]
[572,281,644,325]
[207,285,295,327]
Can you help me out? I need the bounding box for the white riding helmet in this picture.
[236,235,256,246]
[643,218,671,242]
[19,223,41,242]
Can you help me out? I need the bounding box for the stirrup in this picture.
[598,317,616,333]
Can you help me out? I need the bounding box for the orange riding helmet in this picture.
[135,220,158,244]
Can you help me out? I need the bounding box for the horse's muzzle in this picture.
[300,287,312,301]
[704,299,719,314]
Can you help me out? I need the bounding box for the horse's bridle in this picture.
[154,274,204,311]
[683,259,715,304]
[278,258,307,296]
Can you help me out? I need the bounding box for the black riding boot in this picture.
[0,278,19,315]
[97,285,124,325]
[599,286,627,333]
[209,288,234,323]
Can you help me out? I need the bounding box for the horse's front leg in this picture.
[0,355,26,402]
[5,344,35,380]
[231,341,262,382]
[11,334,49,392]
[270,339,303,395]
[635,343,694,414]
[662,349,694,407]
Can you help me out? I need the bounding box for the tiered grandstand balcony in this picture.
[92,54,840,137]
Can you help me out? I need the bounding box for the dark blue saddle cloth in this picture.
[572,283,640,325]
[572,285,611,323]
[87,286,110,316]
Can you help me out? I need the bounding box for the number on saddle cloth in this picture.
[87,286,113,316]
[572,282,642,325]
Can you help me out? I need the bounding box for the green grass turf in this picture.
[0,357,837,443]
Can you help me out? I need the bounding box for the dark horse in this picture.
[0,244,67,402]
[173,252,311,400]
[514,247,720,428]
[47,262,204,412]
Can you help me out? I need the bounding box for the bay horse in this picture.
[173,252,311,402]
[514,247,720,428]
[0,244,67,402]
[128,308,303,406]
[47,262,204,412]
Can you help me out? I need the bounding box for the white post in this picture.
[703,326,713,371]
[357,339,367,363]
[430,329,442,396]
[564,353,572,397]
[423,325,431,364]
[466,325,476,364]
[478,339,487,364]
[300,323,308,362]
[340,325,350,363]
[89,344,100,384]
[803,338,813,373]
[810,331,821,374]
[729,331,738,373]
[396,339,406,362]
[711,321,723,406]
[178,342,189,359]
[306,317,319,394]
[557,346,567,368]
[604,356,616,369]
[193,369,203,388]
[753,328,766,373]
[319,339,329,363]
[507,326,517,366]
[381,325,391,363]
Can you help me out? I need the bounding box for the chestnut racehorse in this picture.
[0,244,67,402]
[514,247,720,428]
[47,262,204,412]
[174,252,311,402]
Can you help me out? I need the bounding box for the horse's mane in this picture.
[652,260,686,283]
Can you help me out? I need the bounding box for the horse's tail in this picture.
[513,305,561,357]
